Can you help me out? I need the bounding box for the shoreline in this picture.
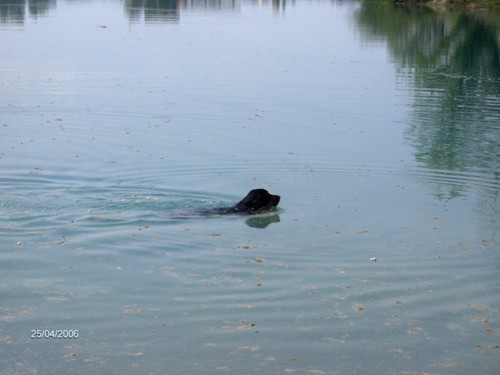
[396,0,500,10]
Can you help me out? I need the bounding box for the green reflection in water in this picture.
[355,1,500,200]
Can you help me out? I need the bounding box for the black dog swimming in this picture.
[201,189,280,215]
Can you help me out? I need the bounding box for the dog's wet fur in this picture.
[202,189,280,215]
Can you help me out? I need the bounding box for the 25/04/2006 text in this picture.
[31,330,79,339]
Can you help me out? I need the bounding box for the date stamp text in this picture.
[31,329,79,339]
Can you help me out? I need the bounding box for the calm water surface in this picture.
[1,0,499,374]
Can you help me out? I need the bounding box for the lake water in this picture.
[1,0,499,374]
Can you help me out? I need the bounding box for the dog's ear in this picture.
[235,189,260,211]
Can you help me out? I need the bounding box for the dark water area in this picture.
[1,0,499,374]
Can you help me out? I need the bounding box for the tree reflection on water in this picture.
[355,1,499,204]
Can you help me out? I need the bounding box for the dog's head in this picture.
[235,189,280,213]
